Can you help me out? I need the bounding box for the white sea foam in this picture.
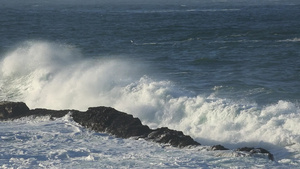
[277,38,300,42]
[1,41,300,164]
[0,113,299,168]
[0,40,142,109]
[0,121,219,169]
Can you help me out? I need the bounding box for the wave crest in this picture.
[1,41,300,150]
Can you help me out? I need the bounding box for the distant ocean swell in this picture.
[1,40,300,155]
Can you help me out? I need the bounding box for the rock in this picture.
[210,145,229,151]
[146,127,201,148]
[0,102,200,148]
[72,107,200,147]
[0,101,30,119]
[0,101,275,161]
[72,106,152,139]
[29,108,77,119]
[236,147,274,161]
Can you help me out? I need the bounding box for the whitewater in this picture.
[1,0,300,168]
[1,40,300,168]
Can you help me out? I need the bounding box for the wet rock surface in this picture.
[0,101,30,119]
[146,127,200,148]
[0,101,274,160]
[210,145,229,151]
[72,106,152,139]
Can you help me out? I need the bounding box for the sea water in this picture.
[1,0,300,168]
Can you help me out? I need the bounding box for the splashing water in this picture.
[1,41,300,165]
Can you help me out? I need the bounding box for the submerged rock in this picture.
[236,147,274,161]
[210,145,229,151]
[0,101,274,161]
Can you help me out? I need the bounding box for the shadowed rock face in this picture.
[72,106,152,138]
[0,102,197,148]
[210,145,229,151]
[146,127,200,148]
[0,101,274,161]
[0,101,30,119]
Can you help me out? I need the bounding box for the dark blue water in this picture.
[1,1,300,167]
[0,1,299,105]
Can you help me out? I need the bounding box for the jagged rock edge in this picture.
[0,101,274,161]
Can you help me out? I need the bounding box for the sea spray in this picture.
[1,41,300,156]
[0,40,143,109]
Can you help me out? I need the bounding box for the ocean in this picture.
[1,0,300,168]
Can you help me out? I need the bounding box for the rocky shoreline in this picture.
[0,101,274,161]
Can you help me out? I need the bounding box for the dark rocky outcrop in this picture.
[210,144,229,151]
[0,101,274,161]
[146,127,200,148]
[0,101,30,119]
[29,108,79,119]
[0,102,195,148]
[72,106,152,139]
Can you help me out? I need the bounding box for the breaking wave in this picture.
[1,40,300,154]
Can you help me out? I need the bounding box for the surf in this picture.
[1,41,300,160]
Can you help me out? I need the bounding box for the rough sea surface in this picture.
[1,0,300,168]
